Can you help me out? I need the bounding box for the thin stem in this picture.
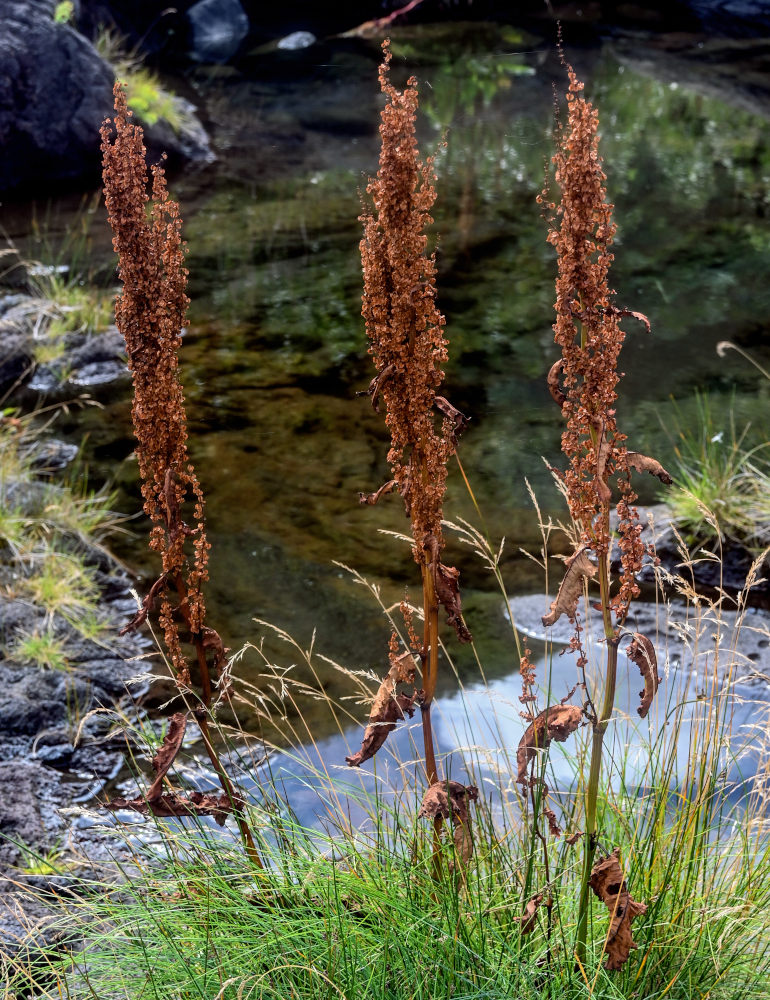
[421,555,443,877]
[575,523,618,966]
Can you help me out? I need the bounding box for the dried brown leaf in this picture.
[105,790,239,826]
[426,535,472,643]
[419,780,479,874]
[516,892,545,934]
[542,546,597,627]
[146,711,187,799]
[626,452,673,485]
[547,359,566,409]
[418,779,479,823]
[626,633,660,718]
[608,306,651,335]
[516,704,583,784]
[345,650,416,767]
[434,395,469,443]
[590,848,647,971]
[119,571,169,635]
[359,479,397,506]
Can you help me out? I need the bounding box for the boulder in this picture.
[188,0,250,63]
[0,1,213,195]
[0,0,114,193]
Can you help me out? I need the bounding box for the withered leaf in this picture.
[626,633,660,718]
[434,395,469,443]
[542,546,597,627]
[419,780,479,874]
[516,892,545,935]
[359,479,397,506]
[105,790,239,826]
[626,452,673,485]
[547,359,566,409]
[544,805,561,837]
[365,363,394,413]
[516,704,583,785]
[589,848,647,971]
[119,571,169,635]
[425,535,472,643]
[608,306,651,335]
[418,779,479,823]
[146,711,187,800]
[346,650,416,767]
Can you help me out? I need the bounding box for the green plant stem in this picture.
[575,539,619,967]
[420,555,444,875]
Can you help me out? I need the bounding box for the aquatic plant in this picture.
[100,84,259,865]
[537,63,672,969]
[352,41,475,859]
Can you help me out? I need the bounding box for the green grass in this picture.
[663,393,770,547]
[0,410,125,666]
[12,630,69,671]
[25,268,114,369]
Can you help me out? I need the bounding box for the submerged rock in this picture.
[188,0,250,63]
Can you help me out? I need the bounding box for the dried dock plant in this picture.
[538,63,671,968]
[100,83,259,865]
[351,40,472,862]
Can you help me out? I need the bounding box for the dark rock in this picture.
[188,0,250,63]
[0,761,64,867]
[0,1,115,194]
[0,662,93,736]
[22,438,79,473]
[0,2,213,196]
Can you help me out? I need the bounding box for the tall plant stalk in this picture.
[100,84,260,867]
[539,64,671,968]
[347,43,473,858]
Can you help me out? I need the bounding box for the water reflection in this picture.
[10,23,770,743]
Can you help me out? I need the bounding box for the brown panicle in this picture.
[101,82,210,683]
[516,703,583,785]
[590,849,647,970]
[542,546,597,627]
[359,39,469,630]
[346,647,416,767]
[626,633,660,718]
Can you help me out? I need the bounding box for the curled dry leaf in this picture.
[626,633,660,718]
[105,790,240,826]
[425,534,472,643]
[626,452,673,485]
[516,892,546,935]
[591,417,613,504]
[542,546,597,627]
[359,479,397,506]
[366,363,395,412]
[419,780,479,872]
[146,711,188,800]
[516,703,583,785]
[345,650,416,767]
[434,395,469,443]
[547,359,566,409]
[608,306,651,335]
[589,848,647,971]
[119,571,169,635]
